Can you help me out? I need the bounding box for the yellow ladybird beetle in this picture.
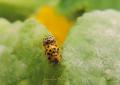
[43,35,62,64]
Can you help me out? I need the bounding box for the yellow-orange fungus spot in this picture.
[35,6,73,44]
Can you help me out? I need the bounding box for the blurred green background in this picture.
[0,0,120,21]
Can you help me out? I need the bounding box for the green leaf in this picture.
[63,10,120,85]
[0,18,51,85]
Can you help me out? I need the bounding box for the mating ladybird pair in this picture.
[43,35,62,64]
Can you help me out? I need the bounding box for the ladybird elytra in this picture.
[43,35,62,64]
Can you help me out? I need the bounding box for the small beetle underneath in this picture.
[43,35,62,64]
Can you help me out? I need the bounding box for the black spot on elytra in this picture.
[47,53,50,56]
[53,48,56,50]
[47,45,49,48]
[49,49,52,52]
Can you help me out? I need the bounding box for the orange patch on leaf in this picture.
[35,6,73,44]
